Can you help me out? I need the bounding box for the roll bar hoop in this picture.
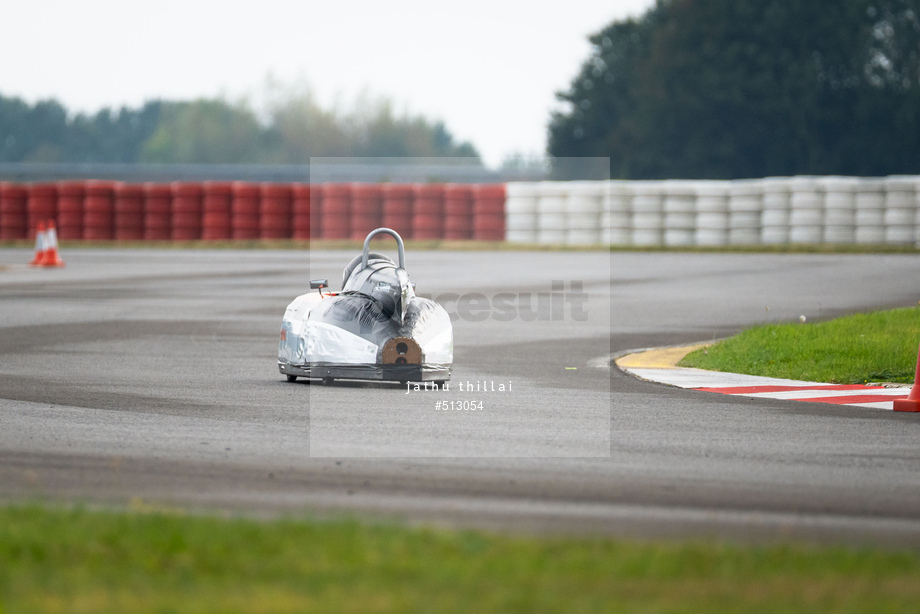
[362,228,406,270]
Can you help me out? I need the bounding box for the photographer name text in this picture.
[406,380,512,394]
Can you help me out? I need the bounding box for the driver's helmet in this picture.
[342,252,393,289]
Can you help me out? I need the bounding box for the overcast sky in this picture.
[1,1,654,166]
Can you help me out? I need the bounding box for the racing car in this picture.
[278,228,452,385]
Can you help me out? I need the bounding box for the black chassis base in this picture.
[279,361,450,383]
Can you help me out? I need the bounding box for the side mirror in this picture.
[310,279,328,296]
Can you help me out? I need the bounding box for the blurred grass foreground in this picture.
[2,504,920,613]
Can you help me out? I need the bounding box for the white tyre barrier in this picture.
[536,182,568,244]
[506,176,919,247]
[536,182,568,213]
[536,229,567,244]
[630,181,664,246]
[506,214,539,231]
[605,181,633,245]
[694,180,730,246]
[854,179,886,244]
[566,181,603,245]
[788,176,823,243]
[820,176,858,244]
[884,176,918,244]
[761,177,792,244]
[505,182,539,214]
[504,182,539,243]
[662,180,696,246]
[567,230,602,245]
[505,230,537,243]
[566,181,604,213]
[728,179,763,245]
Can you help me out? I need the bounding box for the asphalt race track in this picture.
[2,247,920,547]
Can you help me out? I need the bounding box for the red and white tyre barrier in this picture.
[351,183,383,240]
[1,177,917,247]
[381,184,413,239]
[56,181,85,240]
[202,181,233,240]
[444,184,473,240]
[84,181,115,240]
[231,182,260,240]
[170,182,202,241]
[320,183,350,239]
[143,183,172,240]
[260,183,293,240]
[412,184,444,240]
[291,184,311,240]
[114,183,145,240]
[0,183,29,240]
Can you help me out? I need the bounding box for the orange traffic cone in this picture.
[29,221,47,266]
[40,220,65,267]
[894,342,920,412]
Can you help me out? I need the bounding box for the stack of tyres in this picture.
[662,180,696,247]
[472,184,505,241]
[565,181,603,245]
[728,179,763,245]
[884,176,918,245]
[503,182,539,243]
[114,183,145,240]
[536,182,568,244]
[308,184,324,240]
[321,184,350,239]
[381,184,413,238]
[821,176,858,244]
[0,182,28,240]
[56,181,85,240]
[760,177,793,244]
[202,181,233,240]
[787,177,822,244]
[854,179,886,244]
[412,184,444,240]
[171,182,202,240]
[350,183,383,240]
[443,184,473,240]
[260,183,293,240]
[28,183,57,240]
[143,183,172,240]
[630,181,665,246]
[291,183,311,240]
[693,180,730,246]
[84,181,115,240]
[231,182,260,239]
[605,181,632,246]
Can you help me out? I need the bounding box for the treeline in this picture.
[0,88,480,164]
[549,0,920,179]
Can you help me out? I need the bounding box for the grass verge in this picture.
[1,504,920,613]
[680,306,920,384]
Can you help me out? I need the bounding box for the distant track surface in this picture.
[2,248,920,547]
